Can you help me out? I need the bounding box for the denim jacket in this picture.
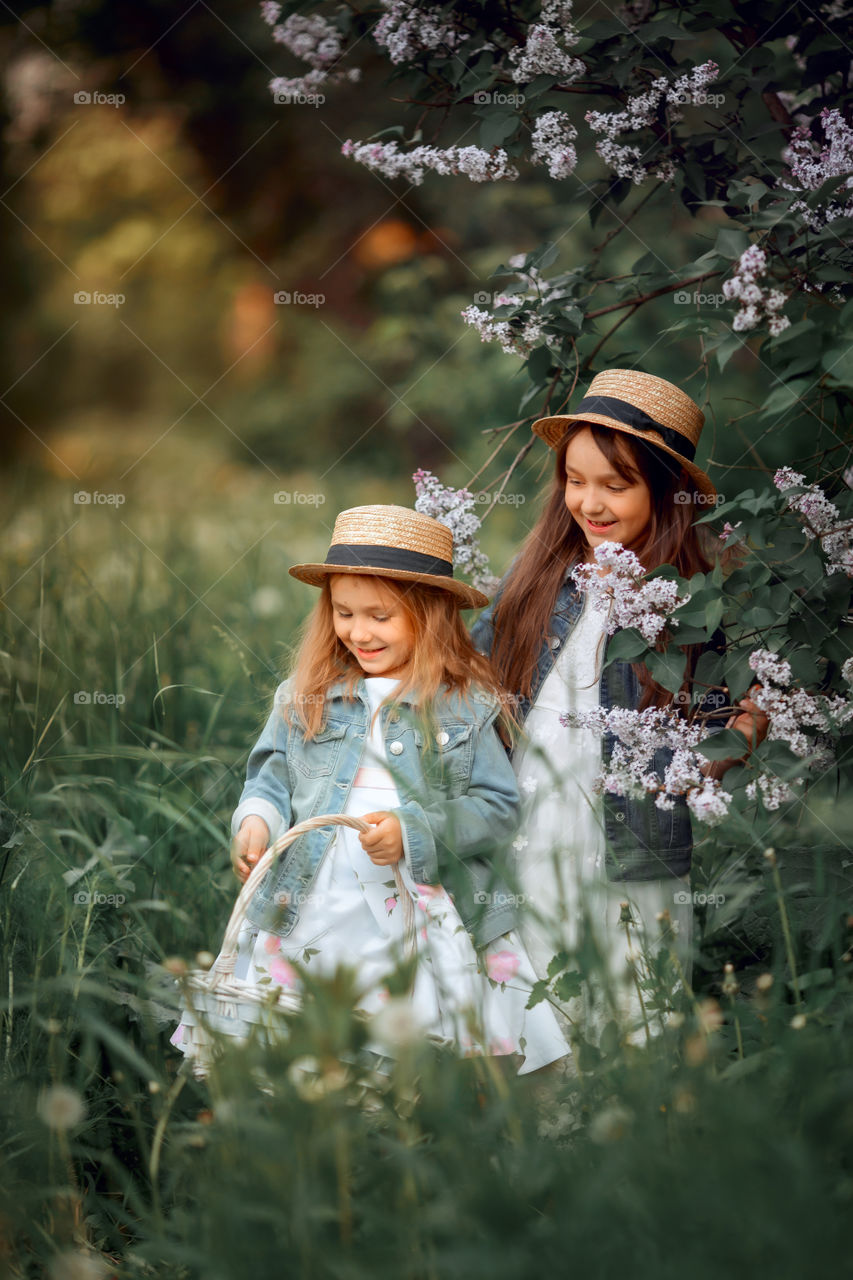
[471,567,723,883]
[231,679,522,948]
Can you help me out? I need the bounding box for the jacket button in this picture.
[549,635,560,650]
[389,741,404,755]
[436,730,450,746]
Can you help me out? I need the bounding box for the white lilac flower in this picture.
[340,139,518,185]
[745,773,797,810]
[724,245,791,335]
[509,0,584,86]
[412,469,495,592]
[686,780,732,825]
[782,107,853,229]
[373,2,460,64]
[571,541,691,645]
[773,469,853,575]
[531,111,578,179]
[272,13,343,69]
[585,61,719,184]
[460,304,546,357]
[748,648,853,759]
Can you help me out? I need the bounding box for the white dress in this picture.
[510,596,693,1044]
[172,676,569,1075]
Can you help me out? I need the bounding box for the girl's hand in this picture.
[231,816,270,883]
[728,688,769,751]
[359,812,404,866]
[700,685,769,780]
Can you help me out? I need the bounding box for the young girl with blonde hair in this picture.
[172,504,568,1074]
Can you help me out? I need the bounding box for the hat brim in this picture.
[532,412,717,499]
[288,563,489,609]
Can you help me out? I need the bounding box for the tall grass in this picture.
[1,479,852,1279]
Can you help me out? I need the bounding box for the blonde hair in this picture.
[286,575,515,738]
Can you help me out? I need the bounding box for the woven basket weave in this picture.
[175,813,416,1077]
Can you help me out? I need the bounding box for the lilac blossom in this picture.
[722,245,791,336]
[531,111,578,179]
[585,61,720,185]
[340,139,518,185]
[460,304,546,357]
[773,468,853,576]
[412,469,497,593]
[782,108,853,230]
[373,2,461,64]
[561,704,732,826]
[748,648,853,759]
[571,542,692,645]
[509,1,584,86]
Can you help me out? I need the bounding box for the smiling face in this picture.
[563,426,653,560]
[329,574,415,680]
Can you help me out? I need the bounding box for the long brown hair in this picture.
[490,422,729,711]
[287,574,516,737]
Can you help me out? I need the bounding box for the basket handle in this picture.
[213,813,415,974]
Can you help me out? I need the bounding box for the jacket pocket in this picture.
[433,721,474,786]
[290,721,349,778]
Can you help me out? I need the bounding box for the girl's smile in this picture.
[329,575,415,679]
[563,427,653,558]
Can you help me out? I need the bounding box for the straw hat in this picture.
[289,504,489,608]
[531,369,716,497]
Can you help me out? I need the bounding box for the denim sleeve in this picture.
[469,600,496,657]
[393,707,520,884]
[230,681,294,839]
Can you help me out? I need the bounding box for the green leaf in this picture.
[714,228,751,260]
[604,627,649,664]
[715,331,745,372]
[643,647,687,694]
[696,728,751,761]
[725,647,755,701]
[526,344,553,384]
[478,112,520,150]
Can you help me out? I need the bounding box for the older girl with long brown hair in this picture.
[472,369,766,1043]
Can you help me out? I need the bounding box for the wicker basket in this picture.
[174,813,416,1077]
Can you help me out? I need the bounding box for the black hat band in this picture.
[574,395,697,462]
[324,543,455,577]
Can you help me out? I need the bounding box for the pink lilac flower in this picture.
[748,648,853,759]
[486,950,520,983]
